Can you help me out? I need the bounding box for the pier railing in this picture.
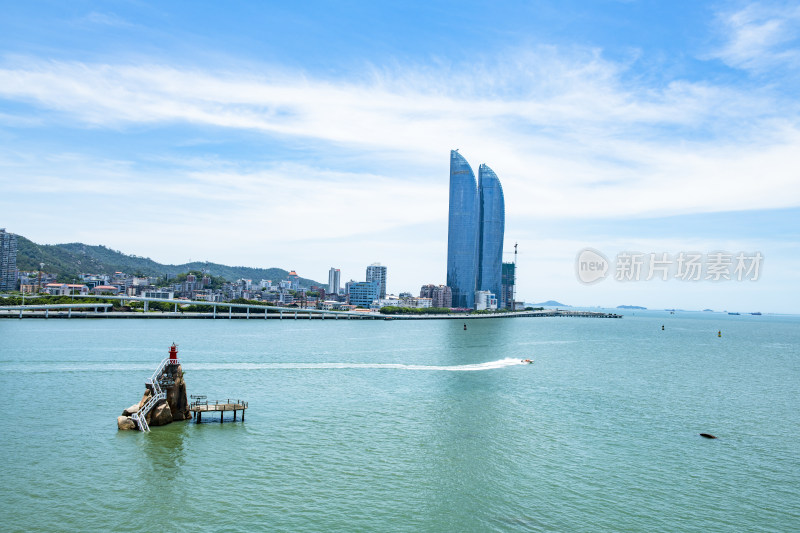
[191,398,248,409]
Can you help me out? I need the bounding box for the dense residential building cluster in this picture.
[419,284,453,308]
[3,253,516,313]
[1,151,519,311]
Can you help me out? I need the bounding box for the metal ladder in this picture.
[130,357,177,432]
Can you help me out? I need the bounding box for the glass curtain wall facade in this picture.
[446,153,506,310]
[477,164,505,301]
[446,151,479,309]
[347,280,380,308]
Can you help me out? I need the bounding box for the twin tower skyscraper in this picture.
[446,150,505,309]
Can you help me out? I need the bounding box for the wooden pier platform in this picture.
[190,397,248,423]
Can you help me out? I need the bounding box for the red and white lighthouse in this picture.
[169,343,179,364]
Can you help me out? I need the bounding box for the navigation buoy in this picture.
[662,325,665,331]
[718,330,722,337]
[463,323,467,331]
[700,433,717,439]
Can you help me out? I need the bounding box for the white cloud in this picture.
[82,12,133,28]
[0,151,443,242]
[0,49,799,225]
[710,2,800,71]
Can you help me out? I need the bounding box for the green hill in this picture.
[16,236,323,287]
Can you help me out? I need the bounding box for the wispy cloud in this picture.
[82,12,133,28]
[0,150,443,240]
[0,45,799,227]
[710,2,800,72]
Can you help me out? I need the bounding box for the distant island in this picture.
[533,300,570,307]
[617,305,647,310]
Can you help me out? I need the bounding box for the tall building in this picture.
[446,151,480,308]
[0,228,17,291]
[477,164,505,302]
[366,263,387,299]
[446,151,505,309]
[328,267,341,295]
[347,280,380,308]
[501,262,515,310]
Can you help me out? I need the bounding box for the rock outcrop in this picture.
[122,403,140,416]
[166,365,192,422]
[149,402,173,426]
[117,416,136,430]
[117,362,192,430]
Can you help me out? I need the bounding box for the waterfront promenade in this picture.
[0,295,621,320]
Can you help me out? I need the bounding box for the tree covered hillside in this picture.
[16,235,322,287]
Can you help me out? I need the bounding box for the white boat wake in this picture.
[185,357,526,372]
[3,358,527,373]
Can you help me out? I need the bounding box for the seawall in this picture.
[0,309,622,320]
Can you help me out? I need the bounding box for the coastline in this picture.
[0,309,623,320]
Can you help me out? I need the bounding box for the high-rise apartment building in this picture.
[0,229,18,292]
[328,267,341,295]
[446,151,505,309]
[419,284,434,299]
[420,284,453,308]
[366,263,387,299]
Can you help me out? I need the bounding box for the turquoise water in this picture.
[1,312,799,532]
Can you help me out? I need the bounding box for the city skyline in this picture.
[1,2,798,312]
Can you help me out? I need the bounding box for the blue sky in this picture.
[1,1,798,312]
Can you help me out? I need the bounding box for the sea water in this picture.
[1,312,798,532]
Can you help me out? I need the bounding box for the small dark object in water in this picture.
[700,433,717,439]
[463,324,467,330]
[662,325,664,330]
